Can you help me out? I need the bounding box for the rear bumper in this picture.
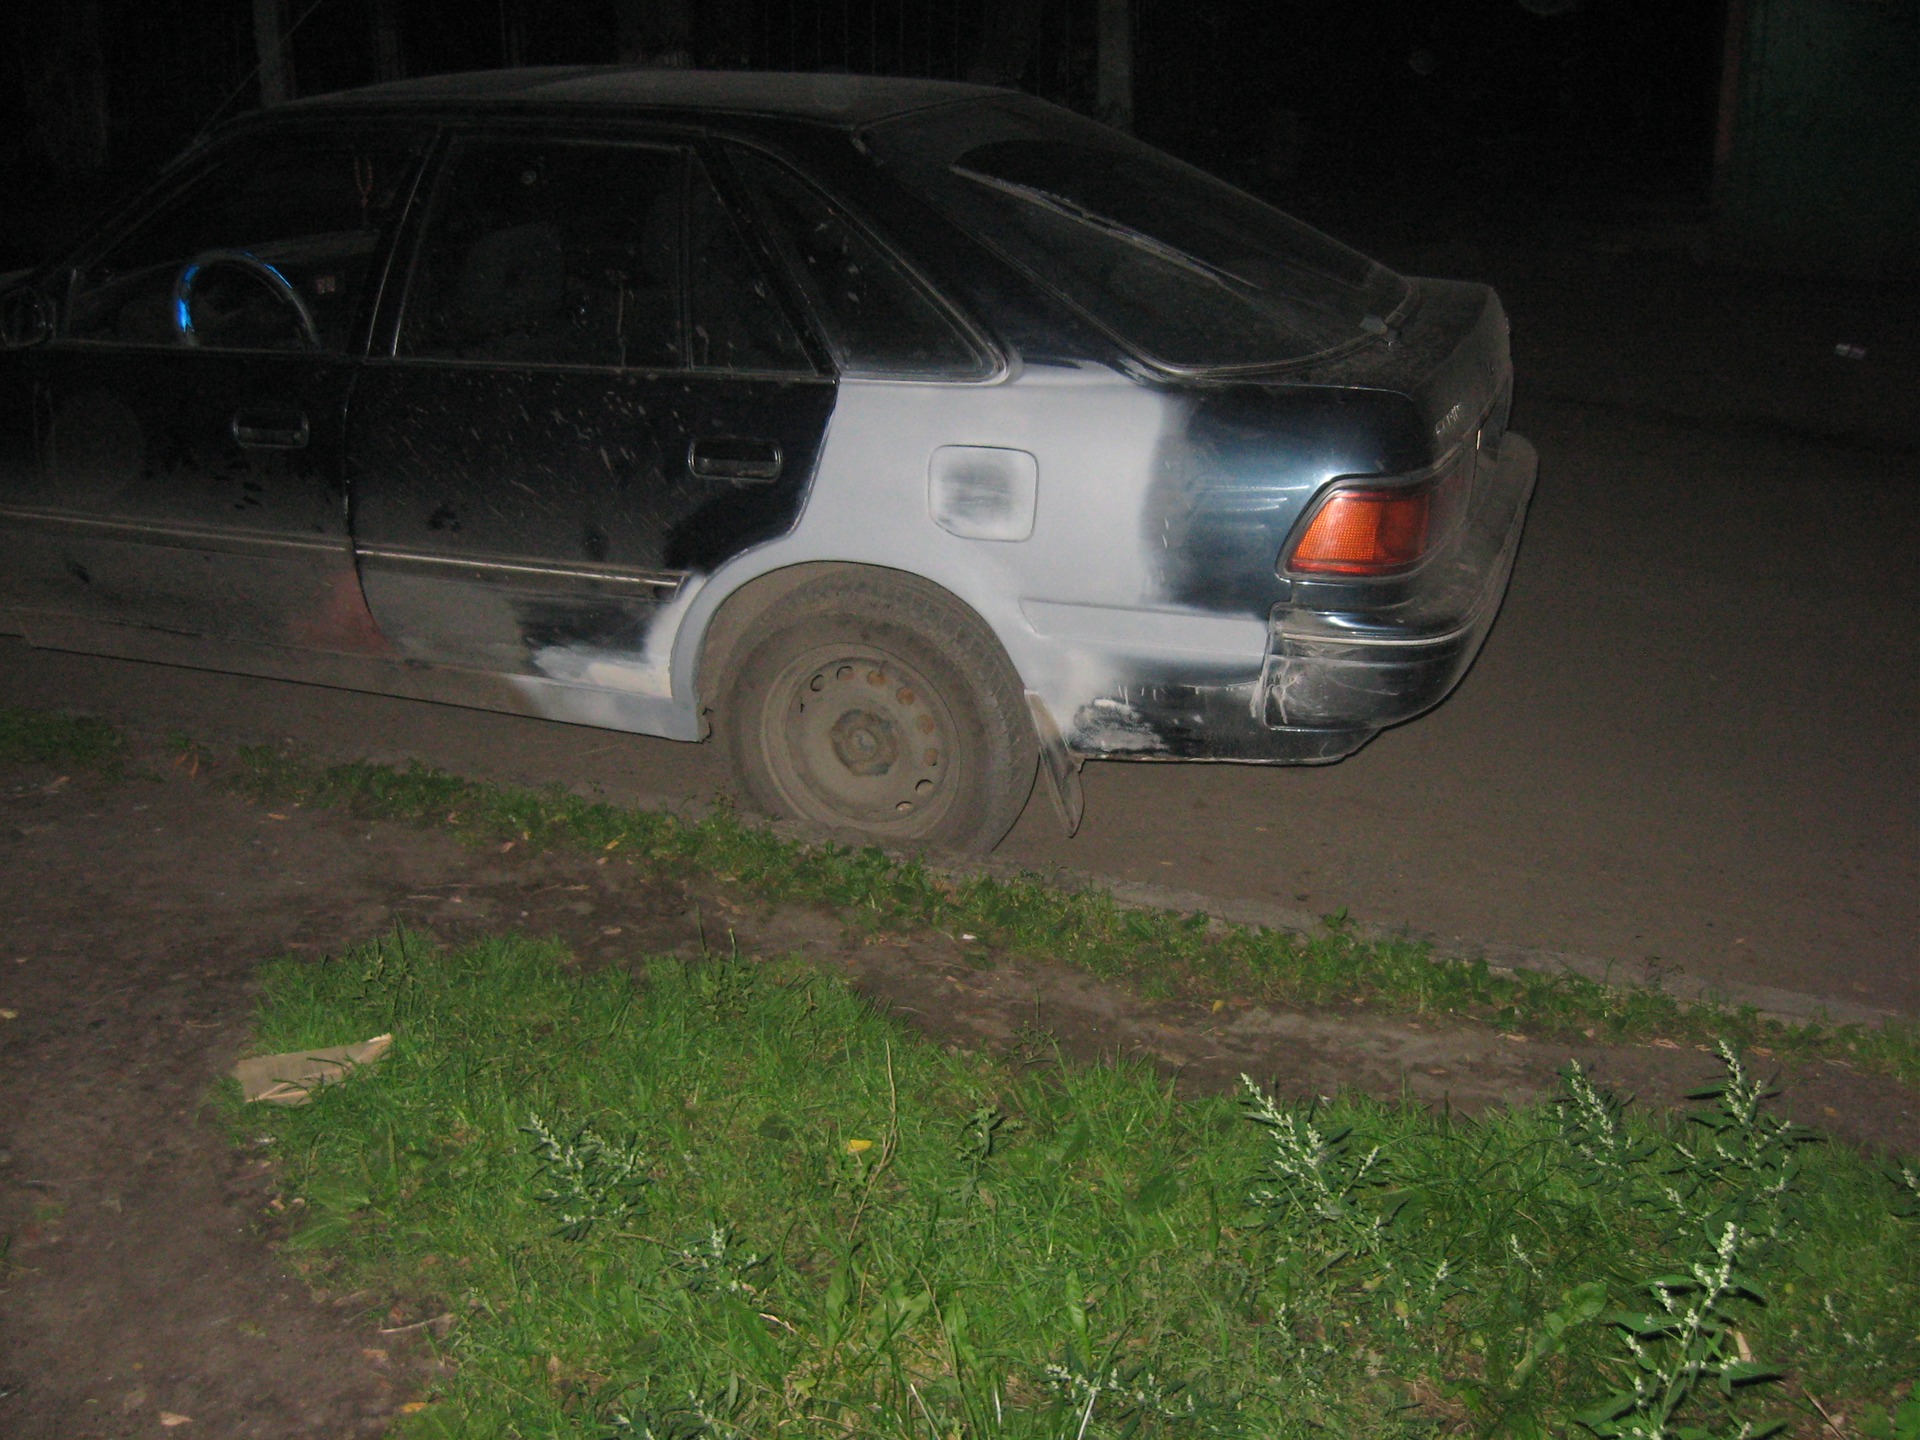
[1058,431,1536,764]
[1262,431,1537,733]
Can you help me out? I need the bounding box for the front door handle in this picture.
[688,437,782,483]
[231,411,310,450]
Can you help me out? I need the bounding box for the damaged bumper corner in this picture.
[1263,432,1537,732]
[1028,433,1535,768]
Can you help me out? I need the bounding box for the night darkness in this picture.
[3,0,1732,271]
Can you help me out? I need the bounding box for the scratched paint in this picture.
[0,72,1535,776]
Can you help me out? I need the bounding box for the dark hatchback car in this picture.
[0,68,1535,851]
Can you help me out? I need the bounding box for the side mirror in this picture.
[0,287,55,349]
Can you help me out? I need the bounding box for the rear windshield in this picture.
[866,97,1408,373]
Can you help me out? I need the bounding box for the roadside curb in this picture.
[938,853,1909,1032]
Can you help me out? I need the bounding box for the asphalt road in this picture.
[3,396,1914,1015]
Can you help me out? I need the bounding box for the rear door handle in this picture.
[688,437,782,483]
[231,411,310,450]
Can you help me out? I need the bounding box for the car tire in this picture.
[720,573,1038,852]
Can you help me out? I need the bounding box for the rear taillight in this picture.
[1284,454,1469,578]
[1287,485,1431,575]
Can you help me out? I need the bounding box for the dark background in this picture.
[2,0,1733,272]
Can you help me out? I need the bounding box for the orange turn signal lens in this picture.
[1287,484,1432,576]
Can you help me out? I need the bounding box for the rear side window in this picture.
[868,97,1409,373]
[687,159,812,372]
[727,148,993,380]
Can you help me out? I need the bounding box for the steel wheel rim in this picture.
[760,643,961,835]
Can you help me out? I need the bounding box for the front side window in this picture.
[67,127,422,353]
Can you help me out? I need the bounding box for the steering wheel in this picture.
[171,249,322,351]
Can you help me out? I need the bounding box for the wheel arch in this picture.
[692,560,1020,720]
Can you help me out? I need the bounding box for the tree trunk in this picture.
[499,0,525,68]
[1096,0,1132,132]
[372,0,405,84]
[73,0,110,170]
[253,0,290,106]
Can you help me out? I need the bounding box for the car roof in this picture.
[284,66,1004,128]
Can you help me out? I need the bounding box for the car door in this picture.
[347,132,834,688]
[0,125,424,651]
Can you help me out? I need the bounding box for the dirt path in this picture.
[1,744,1916,1437]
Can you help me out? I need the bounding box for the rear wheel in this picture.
[720,574,1037,851]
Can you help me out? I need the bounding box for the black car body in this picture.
[0,67,1536,849]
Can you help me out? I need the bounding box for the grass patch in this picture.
[228,745,1920,1086]
[235,933,1918,1438]
[0,706,126,773]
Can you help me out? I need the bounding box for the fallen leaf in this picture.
[498,841,516,853]
[845,1138,874,1154]
[266,812,288,821]
[0,1008,17,1021]
[160,1414,193,1428]
[399,1402,430,1415]
[1498,1032,1529,1043]
[1649,1038,1682,1049]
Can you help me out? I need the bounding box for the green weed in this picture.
[231,933,1920,1438]
[0,706,126,773]
[522,1112,653,1241]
